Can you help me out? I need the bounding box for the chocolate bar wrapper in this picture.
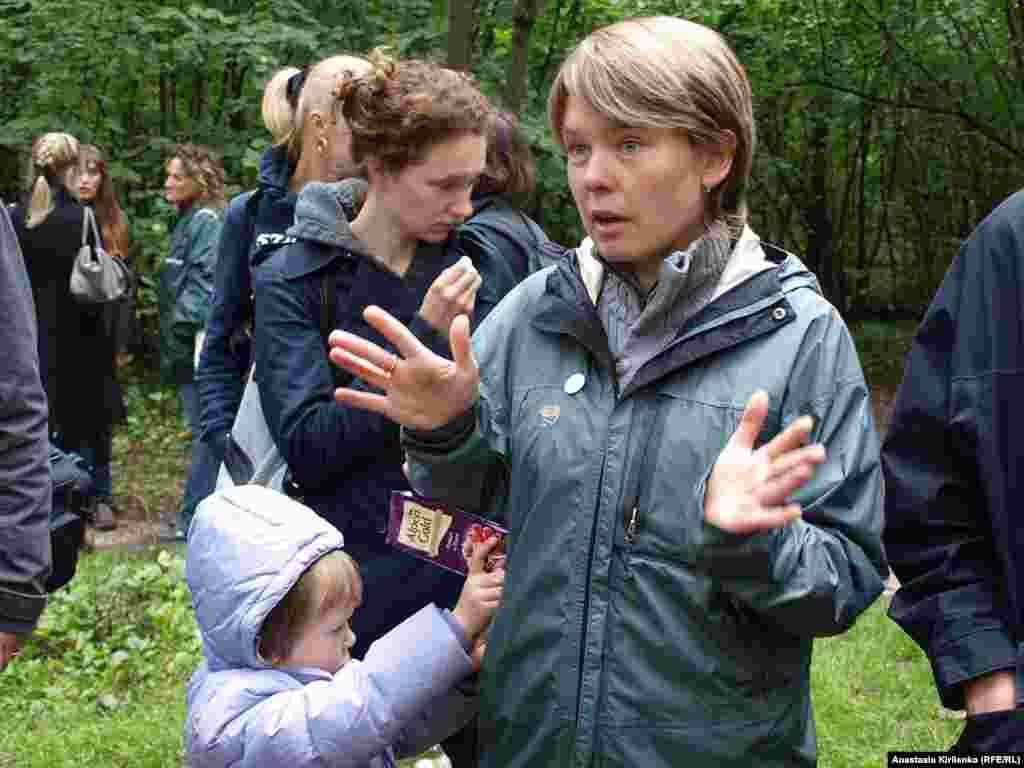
[387,490,507,576]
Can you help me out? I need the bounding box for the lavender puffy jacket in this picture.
[184,484,477,767]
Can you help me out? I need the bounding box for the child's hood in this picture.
[185,485,345,671]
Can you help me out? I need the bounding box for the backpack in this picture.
[47,444,94,592]
[216,268,340,496]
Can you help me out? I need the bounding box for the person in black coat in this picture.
[10,133,119,531]
[883,188,1024,749]
[0,197,51,671]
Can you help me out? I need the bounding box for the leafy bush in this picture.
[0,550,200,711]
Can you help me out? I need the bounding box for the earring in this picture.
[316,137,328,155]
[702,182,712,195]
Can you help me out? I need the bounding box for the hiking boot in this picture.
[93,500,118,531]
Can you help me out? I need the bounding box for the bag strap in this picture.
[81,206,97,248]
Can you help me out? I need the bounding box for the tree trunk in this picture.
[801,96,842,311]
[504,0,543,111]
[159,73,170,137]
[229,64,249,131]
[447,0,480,72]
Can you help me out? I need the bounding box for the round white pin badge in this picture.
[564,372,586,395]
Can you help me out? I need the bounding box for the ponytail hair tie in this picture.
[286,68,309,110]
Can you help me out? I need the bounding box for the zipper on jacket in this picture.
[624,500,640,545]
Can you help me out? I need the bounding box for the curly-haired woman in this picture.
[159,143,224,536]
[251,51,508,766]
[10,132,120,530]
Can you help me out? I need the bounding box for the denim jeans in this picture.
[176,381,226,535]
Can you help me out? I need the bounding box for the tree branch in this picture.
[787,79,1021,158]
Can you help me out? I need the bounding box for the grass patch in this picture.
[0,548,199,767]
[812,598,963,763]
[111,369,192,523]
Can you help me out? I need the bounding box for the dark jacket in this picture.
[197,146,298,440]
[883,189,1024,725]
[459,193,560,321]
[159,203,221,384]
[0,201,51,635]
[10,187,119,443]
[404,232,887,767]
[252,183,477,657]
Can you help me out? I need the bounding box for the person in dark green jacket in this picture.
[159,143,224,535]
[329,16,886,767]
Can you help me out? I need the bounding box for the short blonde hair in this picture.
[258,550,362,665]
[26,132,80,228]
[548,16,755,227]
[261,55,372,164]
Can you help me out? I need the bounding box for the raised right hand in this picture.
[329,306,479,430]
[418,255,481,338]
[452,535,505,643]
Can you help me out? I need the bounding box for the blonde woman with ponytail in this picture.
[165,54,373,543]
[11,132,122,530]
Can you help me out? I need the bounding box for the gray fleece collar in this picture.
[286,179,371,258]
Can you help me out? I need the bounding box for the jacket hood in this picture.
[186,485,345,671]
[286,179,370,253]
[257,144,294,197]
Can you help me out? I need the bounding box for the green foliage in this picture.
[850,319,918,390]
[0,550,200,767]
[3,0,1022,315]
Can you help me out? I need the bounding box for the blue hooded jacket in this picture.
[197,147,367,441]
[185,484,477,767]
[197,145,296,439]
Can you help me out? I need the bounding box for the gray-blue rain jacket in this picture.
[404,233,887,767]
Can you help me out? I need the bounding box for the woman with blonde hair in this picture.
[330,17,887,766]
[158,142,225,534]
[10,132,120,530]
[167,54,372,543]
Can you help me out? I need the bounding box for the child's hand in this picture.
[469,632,487,671]
[453,534,505,642]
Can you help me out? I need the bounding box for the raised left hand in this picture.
[705,390,826,534]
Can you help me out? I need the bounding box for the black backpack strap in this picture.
[319,265,351,388]
[319,266,336,346]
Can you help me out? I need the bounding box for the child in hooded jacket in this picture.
[184,484,504,767]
